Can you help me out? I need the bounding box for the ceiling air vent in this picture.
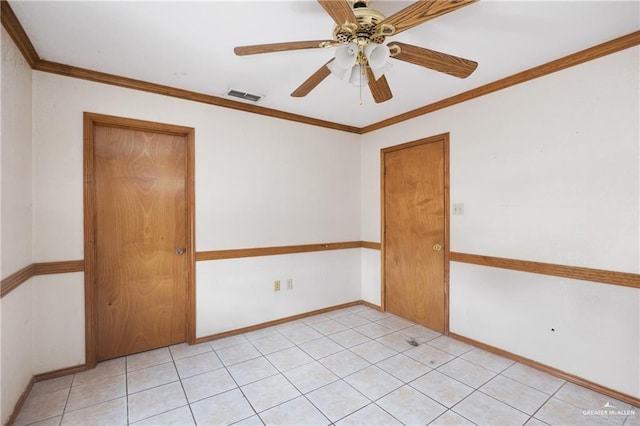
[226,89,262,102]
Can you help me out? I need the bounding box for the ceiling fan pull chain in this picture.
[359,64,364,105]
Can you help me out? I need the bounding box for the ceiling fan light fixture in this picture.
[364,42,389,68]
[327,60,350,80]
[371,61,392,81]
[349,64,368,87]
[333,43,359,68]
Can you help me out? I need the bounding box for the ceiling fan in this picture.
[234,0,479,104]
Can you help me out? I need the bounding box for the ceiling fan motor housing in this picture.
[333,6,388,45]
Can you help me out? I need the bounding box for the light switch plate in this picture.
[453,203,464,215]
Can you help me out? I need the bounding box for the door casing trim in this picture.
[83,112,196,367]
[380,133,450,334]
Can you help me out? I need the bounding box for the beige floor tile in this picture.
[437,358,496,388]
[209,334,249,350]
[266,346,314,371]
[241,374,301,413]
[376,353,432,383]
[227,356,278,386]
[132,405,195,425]
[525,417,550,425]
[281,325,323,345]
[181,368,237,403]
[301,314,332,325]
[350,340,397,364]
[344,366,403,401]
[325,308,354,319]
[623,413,638,426]
[127,381,187,423]
[307,380,370,422]
[126,348,172,373]
[242,327,279,341]
[283,361,339,394]
[190,389,255,425]
[354,322,393,339]
[430,410,476,425]
[14,388,69,426]
[320,350,370,378]
[169,342,212,360]
[73,358,125,387]
[215,342,261,366]
[399,324,442,342]
[460,348,515,373]
[336,403,402,425]
[259,396,330,426]
[299,337,344,359]
[27,415,63,426]
[376,332,421,352]
[66,374,126,413]
[427,336,474,356]
[481,375,549,415]
[251,334,294,355]
[377,385,446,425]
[20,310,631,426]
[309,319,349,335]
[31,375,75,398]
[411,370,474,408]
[274,319,306,332]
[375,315,414,332]
[356,309,392,322]
[233,415,265,425]
[60,396,126,425]
[453,391,529,425]
[174,351,223,378]
[554,382,633,425]
[334,314,372,328]
[328,329,370,348]
[502,363,565,395]
[535,397,615,426]
[404,343,455,368]
[127,362,179,394]
[344,305,371,314]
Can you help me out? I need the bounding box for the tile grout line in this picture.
[169,345,199,426]
[124,356,130,425]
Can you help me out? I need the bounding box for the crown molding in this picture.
[361,30,640,133]
[1,0,39,67]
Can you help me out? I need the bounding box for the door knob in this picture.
[176,246,186,255]
[433,244,443,251]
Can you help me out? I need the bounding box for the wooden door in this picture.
[92,123,189,361]
[383,135,449,332]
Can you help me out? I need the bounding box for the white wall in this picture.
[1,27,34,424]
[197,250,361,337]
[360,47,640,397]
[31,71,362,359]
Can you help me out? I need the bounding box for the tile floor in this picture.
[14,305,639,425]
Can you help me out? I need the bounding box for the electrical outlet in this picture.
[287,278,293,290]
[274,280,281,291]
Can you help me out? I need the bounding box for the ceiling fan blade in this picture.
[317,0,358,27]
[291,60,333,97]
[366,67,393,103]
[234,40,332,56]
[390,42,477,78]
[380,0,477,35]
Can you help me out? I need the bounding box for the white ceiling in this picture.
[9,1,640,127]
